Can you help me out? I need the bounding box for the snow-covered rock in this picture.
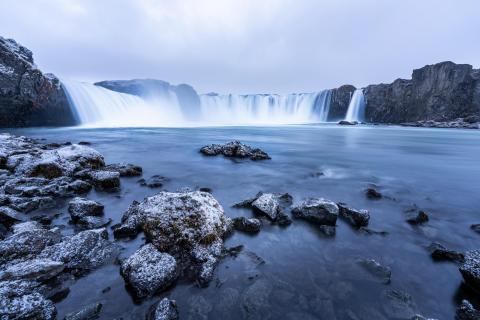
[147,298,179,320]
[292,198,339,226]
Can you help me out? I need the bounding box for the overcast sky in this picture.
[1,0,479,94]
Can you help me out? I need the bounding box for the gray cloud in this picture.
[1,0,478,93]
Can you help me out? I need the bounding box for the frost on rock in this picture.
[115,191,232,285]
[251,193,293,224]
[147,298,179,320]
[39,228,119,272]
[0,259,64,282]
[459,250,480,291]
[121,244,178,299]
[292,198,339,226]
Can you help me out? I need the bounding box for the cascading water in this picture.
[62,80,185,127]
[62,79,334,127]
[344,89,366,122]
[199,90,332,125]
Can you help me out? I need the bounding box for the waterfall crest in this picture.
[345,89,365,122]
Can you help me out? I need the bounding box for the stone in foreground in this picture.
[121,244,178,299]
[68,197,104,220]
[456,300,480,320]
[64,302,103,320]
[428,242,464,262]
[292,198,339,226]
[105,163,142,176]
[147,298,179,320]
[233,217,262,233]
[338,204,370,227]
[459,250,480,291]
[406,211,429,225]
[251,193,293,225]
[200,141,271,160]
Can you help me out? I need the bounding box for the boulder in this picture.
[88,170,120,191]
[406,211,429,225]
[338,120,358,125]
[365,188,382,199]
[67,180,92,194]
[459,250,480,291]
[121,244,178,299]
[292,198,339,226]
[456,300,480,320]
[64,302,103,320]
[68,197,104,220]
[338,204,370,227]
[251,193,293,224]
[147,298,179,320]
[0,205,27,227]
[6,195,55,213]
[105,163,142,177]
[114,191,232,285]
[0,259,64,282]
[138,175,168,188]
[200,141,271,160]
[232,217,262,233]
[428,242,464,262]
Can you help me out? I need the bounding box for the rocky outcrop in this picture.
[0,36,75,127]
[200,141,271,160]
[327,85,356,121]
[94,79,202,120]
[459,249,480,291]
[292,198,339,226]
[364,61,480,124]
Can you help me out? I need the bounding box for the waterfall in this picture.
[62,79,333,127]
[199,90,332,125]
[344,89,365,122]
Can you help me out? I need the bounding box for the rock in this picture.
[382,289,417,319]
[456,300,480,320]
[251,193,293,224]
[147,298,179,320]
[319,225,336,237]
[401,118,479,129]
[138,175,168,188]
[233,217,262,233]
[338,204,370,227]
[78,141,91,145]
[358,259,392,284]
[115,191,231,285]
[67,180,92,194]
[75,215,112,230]
[105,163,142,177]
[459,250,480,291]
[88,170,120,191]
[3,176,76,198]
[428,242,464,262]
[39,228,118,272]
[292,198,339,226]
[120,244,177,299]
[0,280,57,319]
[200,141,271,160]
[0,259,64,282]
[358,227,389,236]
[338,120,358,125]
[0,36,75,127]
[364,61,480,124]
[64,302,103,320]
[325,85,356,121]
[470,224,480,234]
[7,195,55,213]
[68,197,104,220]
[199,187,212,193]
[406,211,429,225]
[0,205,27,227]
[365,188,382,199]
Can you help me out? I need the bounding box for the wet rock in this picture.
[428,242,464,262]
[138,175,168,188]
[456,300,480,320]
[115,191,231,286]
[200,141,271,160]
[406,211,429,225]
[365,188,382,199]
[65,302,103,320]
[198,187,212,193]
[292,198,339,226]
[358,227,388,236]
[382,289,417,319]
[233,217,262,233]
[67,180,93,194]
[470,224,480,234]
[7,195,55,213]
[338,120,358,125]
[39,228,118,272]
[88,170,120,191]
[105,163,142,177]
[232,192,263,208]
[319,225,336,237]
[147,298,179,320]
[251,193,293,224]
[358,259,392,284]
[0,259,64,282]
[68,197,104,220]
[0,205,27,227]
[121,244,178,299]
[76,215,112,230]
[459,250,480,291]
[78,141,91,145]
[338,204,370,227]
[0,280,56,320]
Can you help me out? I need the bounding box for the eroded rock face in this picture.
[147,298,179,320]
[459,250,480,291]
[292,198,339,226]
[120,244,178,299]
[0,36,75,128]
[364,61,480,124]
[114,191,232,285]
[200,141,271,160]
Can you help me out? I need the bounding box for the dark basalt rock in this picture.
[138,175,168,188]
[147,298,179,320]
[200,141,271,160]
[456,300,480,320]
[0,205,27,227]
[327,85,356,121]
[120,244,178,299]
[459,250,480,292]
[68,197,104,220]
[338,203,370,227]
[470,224,480,234]
[251,193,293,224]
[406,211,429,225]
[233,217,262,233]
[401,118,479,129]
[292,198,339,226]
[427,242,464,262]
[105,163,142,177]
[338,120,358,125]
[364,61,480,124]
[64,302,102,320]
[365,188,382,199]
[0,36,75,128]
[0,258,64,282]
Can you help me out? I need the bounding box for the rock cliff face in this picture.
[0,37,75,127]
[95,79,202,120]
[327,85,356,121]
[364,61,480,123]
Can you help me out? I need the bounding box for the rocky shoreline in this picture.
[0,135,479,319]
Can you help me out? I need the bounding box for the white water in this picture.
[345,89,366,122]
[62,80,334,127]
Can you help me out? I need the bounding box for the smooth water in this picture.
[8,125,480,319]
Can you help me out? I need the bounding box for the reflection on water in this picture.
[9,124,480,319]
